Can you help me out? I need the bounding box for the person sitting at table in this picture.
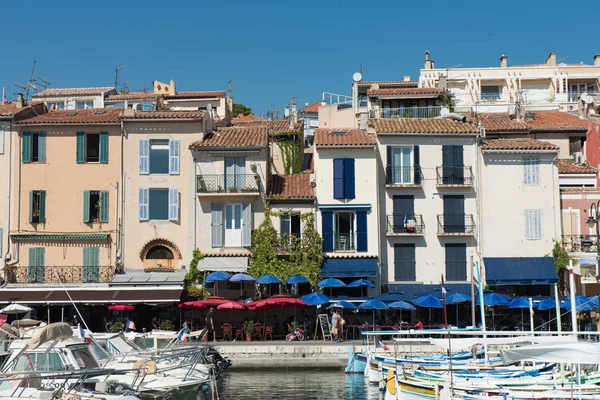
[415,320,424,330]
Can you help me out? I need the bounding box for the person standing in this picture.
[331,309,339,342]
[205,307,216,342]
[336,309,344,341]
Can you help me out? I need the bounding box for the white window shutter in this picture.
[139,139,149,175]
[0,124,4,154]
[535,210,543,240]
[168,188,179,221]
[533,159,540,185]
[523,159,530,185]
[139,188,149,221]
[525,210,532,239]
[169,139,180,175]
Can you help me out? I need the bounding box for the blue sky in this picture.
[0,0,597,116]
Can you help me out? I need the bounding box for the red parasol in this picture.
[178,296,230,309]
[248,295,306,312]
[108,304,134,311]
[217,301,247,310]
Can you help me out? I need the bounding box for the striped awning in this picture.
[11,233,110,241]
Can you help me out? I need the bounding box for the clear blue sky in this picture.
[1,0,597,116]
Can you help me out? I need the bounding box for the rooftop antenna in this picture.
[36,77,55,91]
[115,64,126,91]
[14,57,38,100]
[227,79,235,97]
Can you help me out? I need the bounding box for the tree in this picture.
[551,240,571,295]
[439,90,456,112]
[277,133,303,174]
[289,213,323,288]
[248,211,282,279]
[233,103,252,116]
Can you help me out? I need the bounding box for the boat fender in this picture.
[201,384,210,393]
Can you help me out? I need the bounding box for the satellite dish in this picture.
[352,72,362,82]
[581,93,593,104]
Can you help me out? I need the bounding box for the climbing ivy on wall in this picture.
[276,133,303,174]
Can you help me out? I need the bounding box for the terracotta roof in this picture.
[33,87,115,98]
[17,108,121,125]
[232,113,264,121]
[560,187,600,193]
[202,252,251,257]
[369,118,479,134]
[121,111,206,120]
[314,128,376,147]
[481,138,559,151]
[231,119,303,134]
[325,254,378,259]
[189,126,268,149]
[0,102,47,121]
[298,101,321,114]
[558,159,597,174]
[357,80,419,87]
[163,91,225,99]
[526,112,593,131]
[476,114,528,132]
[268,174,315,199]
[106,92,158,101]
[368,87,441,96]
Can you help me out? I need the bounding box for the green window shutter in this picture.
[38,248,45,283]
[100,191,109,223]
[38,132,46,162]
[29,191,33,223]
[83,191,90,223]
[99,132,109,164]
[28,247,45,283]
[39,191,46,222]
[76,132,85,163]
[83,247,100,283]
[22,131,31,163]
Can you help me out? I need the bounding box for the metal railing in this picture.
[568,91,598,102]
[334,233,356,251]
[322,92,352,105]
[370,106,442,119]
[387,214,424,235]
[480,93,502,101]
[437,214,475,234]
[436,166,474,185]
[386,166,422,185]
[196,174,260,194]
[562,234,598,253]
[5,265,114,284]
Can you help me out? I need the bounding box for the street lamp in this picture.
[585,201,600,299]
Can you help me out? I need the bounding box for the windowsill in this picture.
[23,162,46,164]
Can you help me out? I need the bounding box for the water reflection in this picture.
[212,370,381,400]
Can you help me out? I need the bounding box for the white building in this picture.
[32,87,116,110]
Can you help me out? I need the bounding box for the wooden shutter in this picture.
[28,247,45,283]
[169,139,180,175]
[38,132,46,162]
[343,158,355,199]
[168,188,179,221]
[139,188,149,221]
[83,247,100,283]
[211,202,223,247]
[532,158,540,185]
[333,159,344,199]
[100,191,109,223]
[139,139,149,175]
[386,146,392,184]
[99,132,109,164]
[76,132,85,163]
[525,209,542,240]
[242,202,252,247]
[393,195,414,233]
[445,244,467,281]
[394,244,416,281]
[321,211,334,252]
[22,131,31,163]
[39,191,46,222]
[356,211,368,252]
[535,210,542,240]
[280,214,290,241]
[413,145,421,184]
[83,191,91,223]
[29,191,33,222]
[523,158,531,185]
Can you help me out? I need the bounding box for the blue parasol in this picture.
[287,275,309,284]
[446,293,471,304]
[301,292,330,306]
[204,271,231,284]
[327,301,357,310]
[414,295,443,308]
[358,299,389,331]
[388,301,416,311]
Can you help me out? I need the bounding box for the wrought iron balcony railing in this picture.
[387,214,424,235]
[196,174,260,194]
[437,214,475,235]
[386,166,422,185]
[369,106,442,119]
[562,234,599,253]
[436,166,474,186]
[5,265,115,284]
[334,233,356,251]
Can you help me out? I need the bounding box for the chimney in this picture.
[500,54,508,68]
[403,76,411,82]
[16,93,24,108]
[169,80,176,95]
[122,108,135,117]
[594,55,600,66]
[321,100,327,107]
[424,50,434,70]
[545,51,556,66]
[284,107,290,117]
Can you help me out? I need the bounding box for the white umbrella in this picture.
[0,304,32,315]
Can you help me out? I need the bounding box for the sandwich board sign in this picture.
[316,313,332,341]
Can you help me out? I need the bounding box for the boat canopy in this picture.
[27,322,73,350]
[429,335,577,351]
[501,341,600,364]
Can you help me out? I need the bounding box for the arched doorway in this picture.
[140,239,181,271]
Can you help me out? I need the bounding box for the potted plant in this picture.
[94,199,101,222]
[244,320,254,342]
[115,263,124,274]
[250,162,257,172]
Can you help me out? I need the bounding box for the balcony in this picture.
[369,106,442,119]
[386,166,422,187]
[196,174,260,195]
[334,233,356,252]
[387,214,424,236]
[5,265,115,284]
[437,214,475,236]
[562,234,598,253]
[567,91,598,102]
[436,166,474,187]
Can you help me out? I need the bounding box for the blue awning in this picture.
[484,257,558,285]
[321,258,378,278]
[387,283,472,298]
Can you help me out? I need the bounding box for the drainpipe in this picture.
[474,126,485,284]
[551,152,559,240]
[119,120,125,269]
[111,181,119,267]
[374,145,382,296]
[6,125,22,267]
[5,120,13,262]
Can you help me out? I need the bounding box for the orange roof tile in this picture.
[232,113,264,121]
[232,119,304,134]
[476,113,528,132]
[370,118,479,134]
[121,111,206,120]
[268,174,315,199]
[298,101,321,113]
[560,187,600,193]
[0,102,47,121]
[526,112,593,131]
[558,159,597,174]
[189,126,268,149]
[106,92,159,101]
[357,80,419,87]
[17,108,121,125]
[367,88,441,96]
[164,91,225,99]
[315,128,376,147]
[481,138,559,151]
[33,87,115,97]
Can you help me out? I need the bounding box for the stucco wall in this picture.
[165,98,227,119]
[0,121,12,268]
[318,105,356,129]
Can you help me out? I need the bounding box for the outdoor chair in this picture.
[264,324,273,340]
[222,323,232,341]
[252,323,263,340]
[234,325,244,341]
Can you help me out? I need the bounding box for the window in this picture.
[333,158,355,199]
[334,212,355,251]
[139,139,179,175]
[443,195,465,233]
[76,100,94,109]
[322,210,367,253]
[46,101,65,110]
[150,140,169,174]
[146,246,175,259]
[481,85,502,100]
[280,213,301,243]
[211,202,251,247]
[525,209,543,240]
[71,347,99,369]
[83,191,108,223]
[28,247,45,283]
[441,145,465,184]
[22,131,46,163]
[388,147,413,184]
[523,157,540,186]
[76,132,108,164]
[138,188,178,221]
[445,244,467,281]
[225,157,246,190]
[149,189,169,220]
[14,352,64,372]
[30,190,46,223]
[394,244,416,281]
[85,133,100,162]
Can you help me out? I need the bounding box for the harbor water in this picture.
[212,370,381,399]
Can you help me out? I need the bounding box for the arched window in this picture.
[145,245,174,260]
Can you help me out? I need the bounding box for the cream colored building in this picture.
[32,87,116,110]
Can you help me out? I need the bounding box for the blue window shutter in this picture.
[386,146,392,184]
[22,131,31,163]
[139,139,149,175]
[211,202,223,247]
[76,132,85,163]
[83,191,91,223]
[242,202,252,246]
[38,132,46,162]
[29,191,33,222]
[168,188,179,221]
[99,132,109,164]
[139,188,149,221]
[343,158,355,199]
[413,145,421,185]
[280,214,290,241]
[356,211,368,252]
[39,191,46,222]
[333,159,344,199]
[169,139,180,175]
[321,212,334,252]
[100,191,109,223]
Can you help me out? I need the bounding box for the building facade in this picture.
[32,87,117,110]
